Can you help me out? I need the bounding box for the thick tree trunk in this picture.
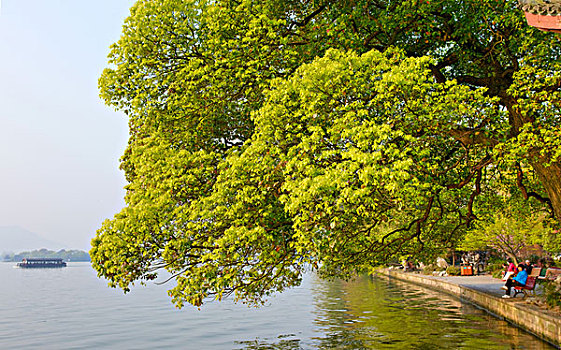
[529,160,561,220]
[502,95,561,220]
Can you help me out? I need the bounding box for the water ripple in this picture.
[0,263,555,349]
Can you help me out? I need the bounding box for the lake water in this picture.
[0,262,555,349]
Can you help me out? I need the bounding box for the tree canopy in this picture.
[91,0,561,307]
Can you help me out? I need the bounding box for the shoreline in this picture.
[374,269,561,348]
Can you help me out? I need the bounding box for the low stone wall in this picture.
[377,269,561,348]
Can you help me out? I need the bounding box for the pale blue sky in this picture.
[0,0,136,250]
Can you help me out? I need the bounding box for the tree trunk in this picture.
[530,160,561,220]
[503,95,561,221]
[507,253,518,266]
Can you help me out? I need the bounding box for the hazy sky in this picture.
[0,0,136,250]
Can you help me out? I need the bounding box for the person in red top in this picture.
[502,258,517,281]
[507,258,516,273]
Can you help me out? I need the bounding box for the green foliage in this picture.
[486,262,506,278]
[92,0,561,307]
[543,280,561,308]
[446,266,461,276]
[492,270,505,279]
[422,265,437,275]
[460,210,552,263]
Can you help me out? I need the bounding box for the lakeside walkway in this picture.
[418,273,513,297]
[377,269,561,348]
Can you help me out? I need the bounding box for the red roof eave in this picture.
[524,12,561,33]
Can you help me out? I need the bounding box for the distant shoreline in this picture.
[2,248,90,262]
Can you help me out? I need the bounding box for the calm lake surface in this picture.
[0,262,555,349]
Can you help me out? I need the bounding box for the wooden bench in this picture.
[535,267,561,280]
[536,267,548,279]
[513,276,537,298]
[544,267,561,281]
[528,267,541,278]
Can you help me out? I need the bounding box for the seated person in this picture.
[502,258,517,281]
[524,259,533,274]
[537,258,547,278]
[507,258,516,273]
[501,263,528,298]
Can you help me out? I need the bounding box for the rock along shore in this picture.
[375,269,561,348]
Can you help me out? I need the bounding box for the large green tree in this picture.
[91,0,561,307]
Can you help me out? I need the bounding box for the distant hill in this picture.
[0,226,65,254]
[4,248,90,262]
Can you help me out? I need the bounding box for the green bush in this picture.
[527,254,540,264]
[492,269,505,279]
[543,280,561,308]
[486,262,503,272]
[422,265,436,275]
[543,278,561,307]
[486,262,505,279]
[487,255,504,266]
[446,266,460,276]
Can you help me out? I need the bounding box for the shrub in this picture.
[492,269,505,279]
[422,265,436,275]
[487,262,503,272]
[446,266,460,276]
[486,262,505,279]
[487,255,504,266]
[543,279,561,309]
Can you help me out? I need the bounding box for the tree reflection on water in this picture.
[236,274,555,350]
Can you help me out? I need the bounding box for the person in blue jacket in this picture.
[501,263,528,299]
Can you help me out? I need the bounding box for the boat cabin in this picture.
[17,258,67,268]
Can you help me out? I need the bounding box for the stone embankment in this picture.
[376,269,561,348]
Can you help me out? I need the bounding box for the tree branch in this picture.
[447,128,499,147]
[292,5,326,28]
[516,163,553,211]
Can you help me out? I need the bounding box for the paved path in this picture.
[425,274,507,297]
[401,272,537,298]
